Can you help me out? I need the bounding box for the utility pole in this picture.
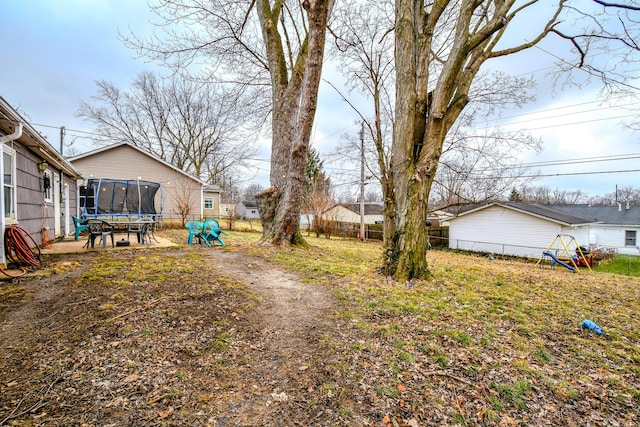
[359,123,365,241]
[60,126,65,155]
[59,126,65,197]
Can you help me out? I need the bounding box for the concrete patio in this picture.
[41,232,178,255]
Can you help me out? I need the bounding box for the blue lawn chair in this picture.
[72,215,89,240]
[185,221,203,245]
[201,219,226,247]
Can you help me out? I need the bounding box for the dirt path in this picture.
[205,250,338,425]
[0,248,345,426]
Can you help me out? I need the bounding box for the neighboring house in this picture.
[220,199,237,218]
[427,209,453,227]
[448,202,640,257]
[1,96,81,267]
[324,203,384,224]
[203,184,223,219]
[68,142,211,223]
[447,202,598,258]
[545,204,640,255]
[236,200,260,220]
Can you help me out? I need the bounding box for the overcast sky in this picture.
[1,1,638,199]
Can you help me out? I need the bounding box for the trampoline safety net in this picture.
[80,178,164,218]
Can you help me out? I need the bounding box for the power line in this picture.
[521,153,640,168]
[475,99,639,129]
[524,168,640,179]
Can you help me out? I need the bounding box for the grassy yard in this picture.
[226,230,640,424]
[595,254,640,276]
[6,228,636,425]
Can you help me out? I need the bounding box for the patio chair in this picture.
[86,219,115,249]
[72,216,89,240]
[128,218,151,244]
[185,221,204,245]
[201,219,226,247]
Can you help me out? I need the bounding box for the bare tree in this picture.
[390,0,640,280]
[330,1,544,249]
[243,183,265,201]
[77,72,256,183]
[307,171,333,237]
[329,0,396,244]
[515,185,589,204]
[172,182,197,226]
[124,0,334,246]
[589,185,640,206]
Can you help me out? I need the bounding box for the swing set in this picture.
[536,234,593,272]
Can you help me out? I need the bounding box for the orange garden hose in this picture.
[2,225,41,278]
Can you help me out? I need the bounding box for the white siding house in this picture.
[546,204,640,255]
[448,203,595,258]
[324,203,384,224]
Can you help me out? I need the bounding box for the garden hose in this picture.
[1,225,42,278]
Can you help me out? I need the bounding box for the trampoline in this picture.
[80,178,164,219]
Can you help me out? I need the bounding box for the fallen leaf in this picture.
[382,414,391,424]
[123,374,139,383]
[398,384,407,392]
[500,415,517,426]
[158,408,174,419]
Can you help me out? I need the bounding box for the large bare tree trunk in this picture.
[255,0,333,245]
[389,0,496,280]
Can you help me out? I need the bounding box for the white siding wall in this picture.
[325,206,383,224]
[448,206,561,258]
[589,225,640,255]
[558,226,590,249]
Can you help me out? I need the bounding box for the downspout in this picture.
[0,123,24,267]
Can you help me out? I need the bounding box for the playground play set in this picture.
[536,234,594,273]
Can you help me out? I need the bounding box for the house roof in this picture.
[67,141,207,185]
[546,204,640,226]
[239,200,259,208]
[0,96,81,178]
[332,203,384,216]
[203,184,222,193]
[448,202,597,226]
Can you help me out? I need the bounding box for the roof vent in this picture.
[618,203,622,212]
[626,202,630,210]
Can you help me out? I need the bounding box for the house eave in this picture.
[68,141,207,185]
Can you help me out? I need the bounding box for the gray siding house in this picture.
[236,200,260,220]
[1,96,81,267]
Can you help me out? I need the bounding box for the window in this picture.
[43,169,52,203]
[204,197,213,209]
[3,147,16,221]
[625,230,637,246]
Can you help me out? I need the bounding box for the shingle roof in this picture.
[240,200,259,208]
[449,202,597,226]
[336,203,384,215]
[546,204,640,226]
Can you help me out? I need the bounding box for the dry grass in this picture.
[225,231,640,425]
[3,228,638,426]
